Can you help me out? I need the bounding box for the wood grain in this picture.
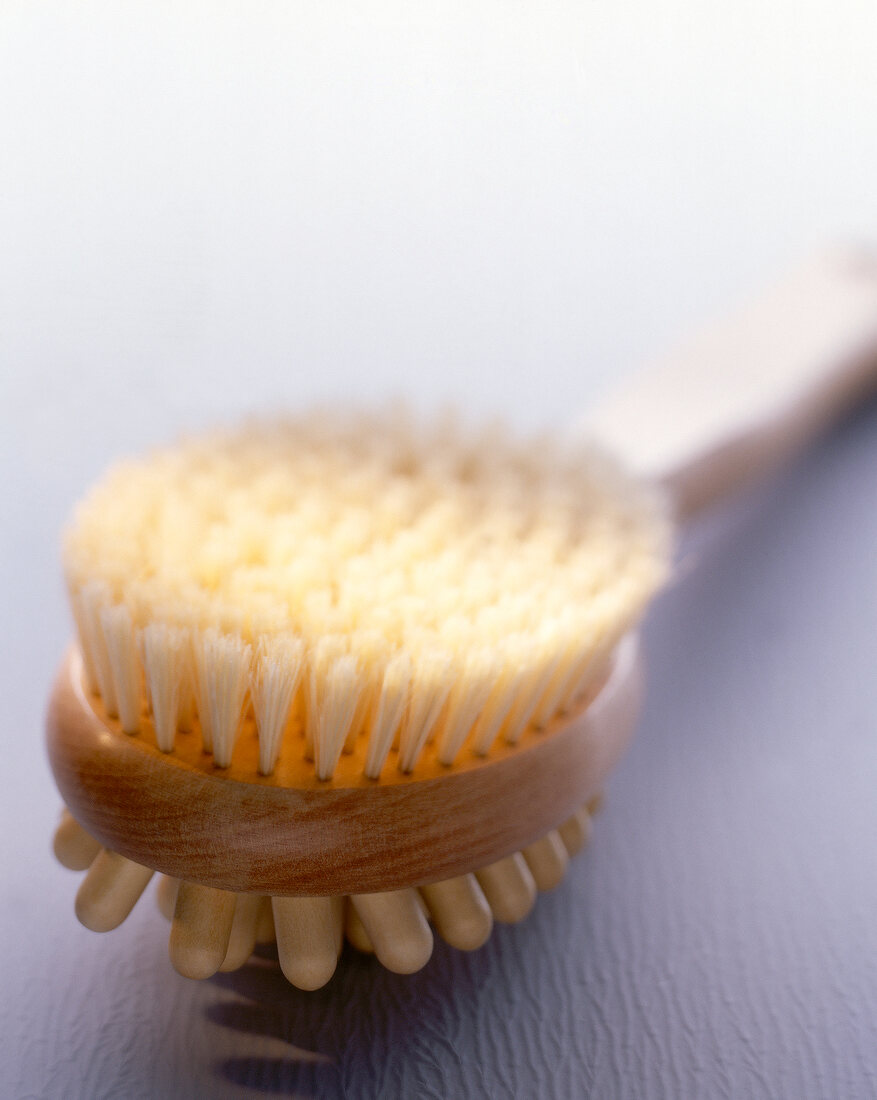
[46,635,642,896]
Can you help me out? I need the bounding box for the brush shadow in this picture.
[205,942,478,1096]
[203,888,575,1098]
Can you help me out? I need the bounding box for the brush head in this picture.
[50,407,669,986]
[60,407,670,786]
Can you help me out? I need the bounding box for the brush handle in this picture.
[581,247,877,519]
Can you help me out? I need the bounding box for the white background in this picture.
[3,1,877,441]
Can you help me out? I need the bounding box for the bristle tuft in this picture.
[140,623,188,752]
[364,652,411,778]
[398,649,453,773]
[195,629,252,768]
[251,635,304,776]
[311,652,362,781]
[100,603,142,733]
[435,648,497,766]
[78,581,118,717]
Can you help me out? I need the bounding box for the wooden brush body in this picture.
[48,635,640,895]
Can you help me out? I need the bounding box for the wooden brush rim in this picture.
[46,636,642,895]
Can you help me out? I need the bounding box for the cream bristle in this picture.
[561,635,617,712]
[177,672,196,733]
[190,631,215,753]
[304,635,348,761]
[533,647,593,727]
[195,629,252,768]
[100,603,141,733]
[77,581,119,717]
[251,635,305,776]
[62,411,671,779]
[556,587,641,712]
[502,631,564,746]
[140,623,188,752]
[435,648,498,766]
[398,649,453,773]
[344,631,390,753]
[529,616,595,729]
[469,652,531,756]
[311,654,362,781]
[364,652,411,779]
[65,573,98,694]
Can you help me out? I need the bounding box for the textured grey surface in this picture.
[2,406,876,1100]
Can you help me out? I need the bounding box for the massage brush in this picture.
[48,250,877,990]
